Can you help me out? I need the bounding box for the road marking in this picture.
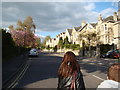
[8,64,29,88]
[11,82,18,88]
[92,75,105,81]
[98,63,103,65]
[8,61,30,88]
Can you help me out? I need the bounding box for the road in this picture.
[15,51,118,89]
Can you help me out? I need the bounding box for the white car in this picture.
[29,48,39,56]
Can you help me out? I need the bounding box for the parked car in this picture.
[100,50,120,59]
[100,54,106,58]
[29,48,39,57]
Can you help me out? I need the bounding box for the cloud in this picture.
[5,7,20,17]
[0,3,2,27]
[1,2,117,38]
[2,0,119,2]
[84,3,96,11]
[100,8,116,17]
[35,34,45,38]
[112,2,119,8]
[39,35,46,38]
[2,21,16,28]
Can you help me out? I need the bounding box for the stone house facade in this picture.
[96,11,120,49]
[46,11,120,50]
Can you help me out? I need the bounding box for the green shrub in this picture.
[100,44,114,54]
[64,44,80,50]
[64,44,70,48]
[46,47,53,50]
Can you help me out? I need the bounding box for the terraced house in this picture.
[46,10,120,50]
[96,10,120,49]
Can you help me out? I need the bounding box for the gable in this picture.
[78,24,87,32]
[66,29,72,36]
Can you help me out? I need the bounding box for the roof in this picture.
[103,16,114,22]
[67,29,72,35]
[78,24,87,32]
[90,23,97,28]
[114,21,120,25]
[74,26,82,31]
[63,32,65,34]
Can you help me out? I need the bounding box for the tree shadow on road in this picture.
[16,52,63,88]
[78,57,113,74]
[80,62,107,74]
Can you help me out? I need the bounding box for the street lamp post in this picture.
[96,33,100,59]
[24,26,27,47]
[23,26,27,63]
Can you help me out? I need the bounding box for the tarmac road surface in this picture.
[15,51,118,89]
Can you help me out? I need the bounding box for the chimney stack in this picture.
[98,14,102,21]
[118,9,120,20]
[81,20,86,27]
[113,12,118,21]
[98,14,103,24]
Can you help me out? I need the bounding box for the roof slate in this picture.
[90,23,97,28]
[74,26,82,31]
[67,29,72,35]
[103,16,114,22]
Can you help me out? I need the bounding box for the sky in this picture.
[1,1,119,41]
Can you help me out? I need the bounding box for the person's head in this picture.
[58,51,80,77]
[63,51,76,63]
[107,63,120,82]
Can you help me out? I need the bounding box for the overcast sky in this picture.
[1,1,118,40]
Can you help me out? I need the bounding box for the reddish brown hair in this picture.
[58,51,80,78]
[107,63,120,82]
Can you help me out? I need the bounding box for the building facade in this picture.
[96,11,120,49]
[46,11,120,50]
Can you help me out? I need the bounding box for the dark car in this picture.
[101,50,120,59]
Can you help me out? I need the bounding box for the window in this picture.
[105,24,107,30]
[98,26,101,34]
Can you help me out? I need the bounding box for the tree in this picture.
[9,16,38,48]
[78,32,85,47]
[2,29,15,47]
[64,36,69,45]
[42,36,51,46]
[108,27,114,44]
[16,16,36,33]
[16,20,24,31]
[8,25,14,31]
[58,37,64,49]
[78,32,86,56]
[11,30,40,48]
[17,20,23,27]
[84,31,97,57]
[79,31,97,57]
[96,32,103,58]
[23,16,36,33]
[33,36,41,48]
[2,29,15,60]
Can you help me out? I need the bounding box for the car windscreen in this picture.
[107,50,113,54]
[115,50,120,53]
[31,49,37,52]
